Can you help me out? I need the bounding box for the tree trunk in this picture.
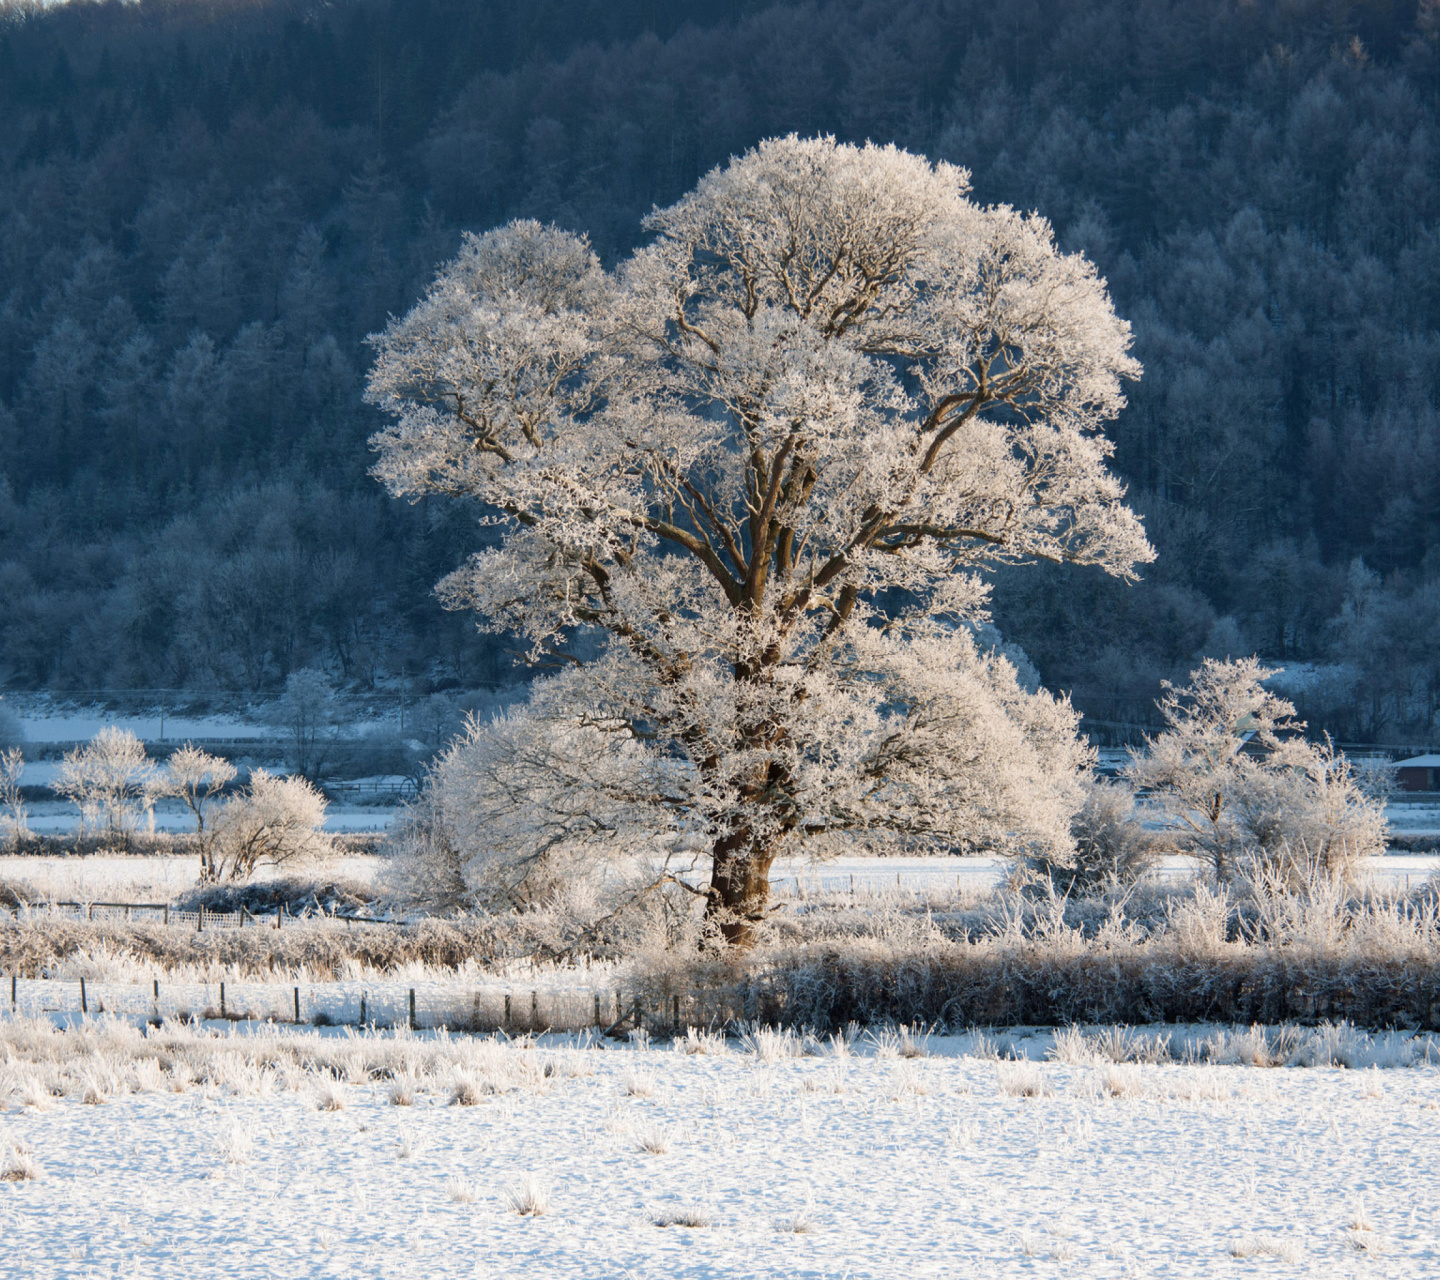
[705,827,776,948]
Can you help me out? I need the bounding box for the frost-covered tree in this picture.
[201,769,329,883]
[54,726,156,843]
[266,668,340,780]
[153,743,237,876]
[1127,658,1387,884]
[369,137,1153,943]
[0,747,27,849]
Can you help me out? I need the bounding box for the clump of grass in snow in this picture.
[447,1176,479,1204]
[1049,1023,1174,1066]
[450,1070,489,1106]
[504,1173,550,1217]
[775,1198,816,1234]
[389,1072,418,1106]
[996,1061,1052,1098]
[946,1120,980,1147]
[1229,1234,1303,1262]
[80,1070,110,1105]
[217,1123,255,1165]
[653,1203,712,1228]
[633,1123,672,1154]
[1349,1195,1375,1233]
[18,1074,52,1111]
[621,1067,656,1097]
[0,1130,40,1182]
[673,1027,728,1055]
[739,1025,800,1064]
[313,1078,346,1111]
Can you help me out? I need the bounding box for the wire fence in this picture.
[0,901,395,931]
[0,974,742,1037]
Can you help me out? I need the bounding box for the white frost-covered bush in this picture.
[54,726,156,842]
[1128,658,1386,884]
[1030,777,1158,893]
[201,769,329,882]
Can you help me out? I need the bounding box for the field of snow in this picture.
[4,849,1437,909]
[0,854,387,904]
[0,1019,1437,1278]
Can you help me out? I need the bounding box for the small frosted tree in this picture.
[1127,657,1386,883]
[0,747,27,849]
[369,136,1152,943]
[267,668,340,780]
[202,769,329,882]
[54,726,156,844]
[152,743,237,878]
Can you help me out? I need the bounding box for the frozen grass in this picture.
[0,1018,1435,1277]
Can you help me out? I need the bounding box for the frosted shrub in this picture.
[152,744,236,854]
[0,747,28,849]
[202,769,329,882]
[1030,778,1158,892]
[1129,659,1386,884]
[54,727,156,844]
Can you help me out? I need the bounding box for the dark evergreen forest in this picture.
[1,0,1438,742]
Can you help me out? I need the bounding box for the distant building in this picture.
[1395,754,1440,792]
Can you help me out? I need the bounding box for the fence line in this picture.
[0,974,733,1037]
[0,901,396,931]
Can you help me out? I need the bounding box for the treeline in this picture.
[0,0,1437,740]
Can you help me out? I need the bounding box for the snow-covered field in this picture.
[0,854,387,904]
[0,1020,1437,1278]
[4,850,1438,907]
[17,796,396,836]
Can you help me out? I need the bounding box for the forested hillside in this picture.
[1,0,1437,742]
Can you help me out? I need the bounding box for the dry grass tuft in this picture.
[996,1061,1052,1098]
[446,1176,479,1204]
[653,1203,712,1229]
[633,1123,672,1155]
[1229,1234,1302,1262]
[504,1173,550,1217]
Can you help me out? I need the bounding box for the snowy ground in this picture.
[4,851,1437,908]
[0,854,387,904]
[0,1022,1437,1278]
[17,798,396,835]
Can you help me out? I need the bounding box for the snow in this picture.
[16,799,394,835]
[4,850,1436,909]
[0,1023,1437,1277]
[0,854,387,904]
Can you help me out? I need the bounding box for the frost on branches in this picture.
[1126,658,1387,885]
[368,137,1153,944]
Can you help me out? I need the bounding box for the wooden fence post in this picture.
[10,974,15,1008]
[294,987,301,1023]
[79,977,87,1015]
[162,904,169,925]
[219,982,226,1019]
[594,993,602,1027]
[503,993,511,1030]
[359,993,366,1027]
[530,989,538,1032]
[408,988,416,1031]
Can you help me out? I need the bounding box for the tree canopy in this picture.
[369,137,1151,940]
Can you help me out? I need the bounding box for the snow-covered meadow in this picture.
[0,1018,1437,1278]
